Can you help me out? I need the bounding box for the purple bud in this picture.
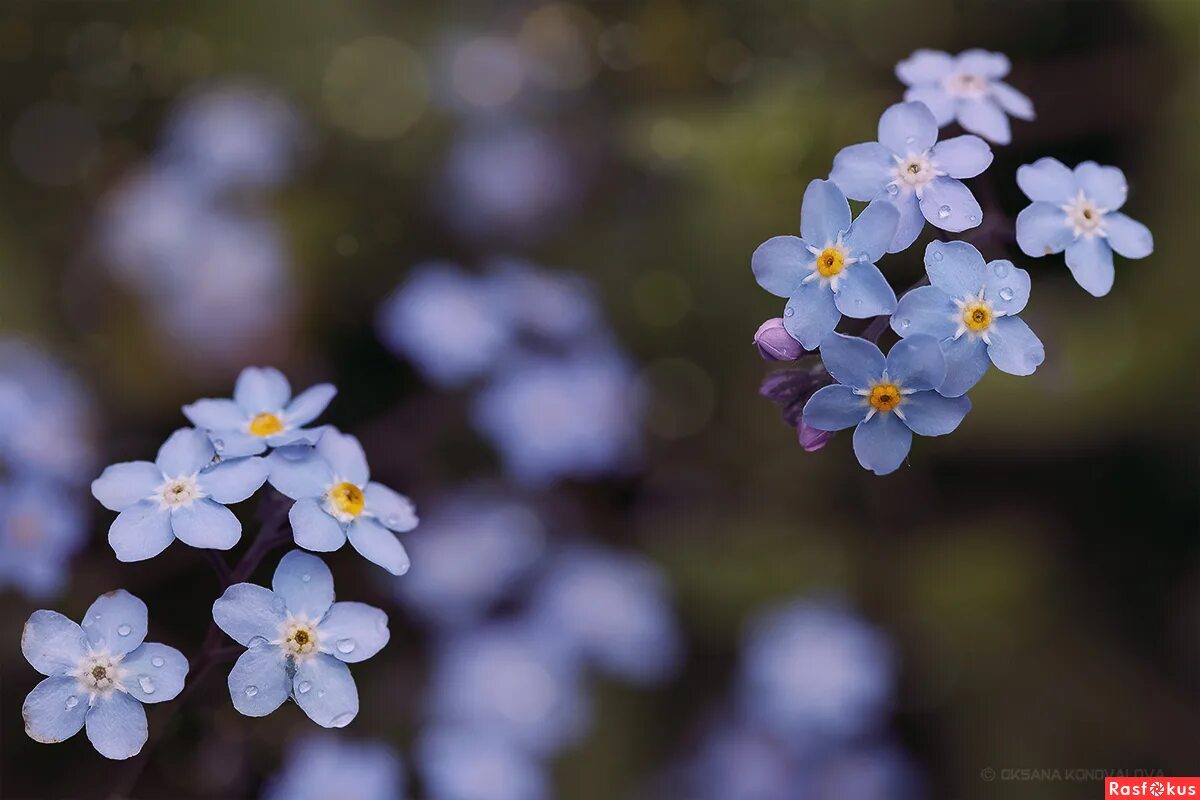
[798,419,834,452]
[754,318,805,362]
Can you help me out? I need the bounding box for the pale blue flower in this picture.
[183,366,335,457]
[266,429,418,575]
[678,721,798,800]
[830,102,992,253]
[809,745,927,800]
[802,333,971,475]
[892,241,1044,396]
[752,179,899,350]
[417,725,549,800]
[1015,157,1153,297]
[483,257,601,344]
[264,735,405,800]
[0,480,86,599]
[21,590,188,760]
[91,428,268,562]
[896,49,1034,145]
[212,550,390,728]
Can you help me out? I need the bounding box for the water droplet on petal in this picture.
[999,287,1014,301]
[317,689,326,698]
[992,262,1009,278]
[904,135,916,145]
[337,638,356,654]
[297,680,312,694]
[933,252,944,261]
[886,183,899,197]
[65,695,78,709]
[900,318,911,329]
[213,439,225,452]
[245,685,258,697]
[783,307,795,317]
[301,573,311,583]
[938,205,951,219]
[330,711,355,727]
[138,675,155,694]
[117,624,132,636]
[968,214,978,223]
[151,656,165,668]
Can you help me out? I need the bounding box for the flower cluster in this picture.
[752,48,1153,474]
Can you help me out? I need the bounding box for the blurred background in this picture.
[0,0,1196,798]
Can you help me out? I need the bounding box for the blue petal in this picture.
[234,367,291,415]
[800,179,851,245]
[983,260,1031,316]
[228,644,290,717]
[108,502,175,563]
[886,335,945,391]
[1074,162,1127,210]
[801,385,867,431]
[172,499,241,550]
[903,86,955,125]
[85,691,147,760]
[22,676,87,743]
[315,430,369,486]
[121,643,188,704]
[991,81,1035,120]
[182,398,246,430]
[900,391,972,436]
[956,99,1010,144]
[924,240,986,299]
[347,517,410,576]
[198,457,268,504]
[293,653,359,728]
[1065,237,1115,297]
[781,281,839,351]
[213,583,287,646]
[91,462,162,512]
[22,610,87,676]
[364,482,419,532]
[930,135,992,179]
[1016,202,1073,257]
[1105,213,1153,259]
[267,448,333,500]
[284,384,337,426]
[751,236,810,298]
[885,190,924,253]
[267,427,327,448]
[987,316,1045,376]
[955,49,1010,78]
[852,413,912,476]
[877,102,938,155]
[833,263,896,319]
[829,143,893,202]
[272,550,335,620]
[1016,158,1076,203]
[895,49,953,85]
[892,286,956,340]
[317,602,390,663]
[210,431,267,458]
[818,332,885,390]
[290,497,347,552]
[842,199,899,264]
[83,590,147,655]
[919,177,982,233]
[155,428,215,477]
[939,335,990,397]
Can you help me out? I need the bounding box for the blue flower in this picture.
[0,479,86,598]
[20,590,188,760]
[266,429,418,575]
[212,550,391,728]
[802,333,971,475]
[183,366,336,457]
[417,725,549,800]
[1015,157,1153,297]
[752,179,899,350]
[896,48,1034,144]
[91,428,268,561]
[892,241,1045,396]
[679,721,798,800]
[830,101,993,253]
[264,735,405,800]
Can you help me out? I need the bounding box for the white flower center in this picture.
[278,616,320,660]
[155,474,205,509]
[888,152,941,199]
[951,288,1005,344]
[71,649,125,699]
[1061,191,1107,239]
[941,71,990,99]
[800,237,859,292]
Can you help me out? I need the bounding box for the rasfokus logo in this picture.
[1107,778,1200,797]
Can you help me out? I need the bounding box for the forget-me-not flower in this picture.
[212,550,390,728]
[1015,157,1153,297]
[830,101,993,253]
[264,735,405,800]
[679,721,797,800]
[92,428,268,561]
[417,725,549,800]
[183,366,336,457]
[751,179,899,351]
[892,241,1044,396]
[896,49,1034,145]
[21,590,188,759]
[802,333,971,475]
[266,429,418,575]
[0,480,86,598]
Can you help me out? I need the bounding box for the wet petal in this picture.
[751,235,810,298]
[877,102,938,155]
[234,367,291,415]
[919,176,982,233]
[121,643,188,704]
[1105,213,1153,259]
[987,316,1045,376]
[842,199,899,264]
[1016,157,1076,203]
[364,483,418,532]
[801,385,867,432]
[939,335,990,397]
[315,430,369,485]
[833,263,896,319]
[290,497,347,552]
[108,502,175,563]
[885,190,925,253]
[983,261,1032,316]
[829,142,893,201]
[781,281,839,351]
[318,602,390,663]
[924,240,987,299]
[155,428,215,477]
[886,335,946,391]
[85,691,147,760]
[347,517,410,576]
[800,179,851,245]
[91,462,161,512]
[82,590,147,656]
[171,499,241,550]
[198,457,268,505]
[266,448,333,500]
[892,286,956,340]
[228,644,290,717]
[1074,162,1127,210]
[293,653,359,728]
[213,584,287,646]
[1015,202,1073,257]
[23,676,87,744]
[900,391,972,436]
[852,413,913,476]
[22,610,87,676]
[930,135,992,179]
[818,332,885,390]
[273,549,335,620]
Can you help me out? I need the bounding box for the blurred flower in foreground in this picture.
[264,735,406,800]
[21,590,188,759]
[677,722,797,800]
[417,725,548,800]
[0,481,86,598]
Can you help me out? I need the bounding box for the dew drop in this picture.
[213,439,225,452]
[933,252,944,261]
[244,685,258,697]
[992,262,1009,278]
[886,183,899,197]
[937,205,951,219]
[999,287,1014,301]
[138,675,156,695]
[337,638,356,654]
[317,689,326,698]
[904,136,916,145]
[784,307,795,317]
[117,624,132,637]
[330,711,355,728]
[65,695,78,709]
[385,516,401,528]
[968,214,978,223]
[899,318,911,329]
[297,680,312,694]
[301,573,311,583]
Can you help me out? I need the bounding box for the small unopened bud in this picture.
[798,419,834,452]
[754,318,805,362]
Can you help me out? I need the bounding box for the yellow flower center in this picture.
[328,482,365,518]
[816,247,845,278]
[248,412,285,437]
[868,383,902,413]
[962,302,992,333]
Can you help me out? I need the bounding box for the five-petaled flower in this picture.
[92,428,268,562]
[892,241,1045,396]
[830,101,993,253]
[752,179,899,350]
[1014,157,1153,297]
[183,366,336,458]
[212,550,390,728]
[266,429,418,575]
[895,49,1034,145]
[802,333,972,475]
[21,590,188,759]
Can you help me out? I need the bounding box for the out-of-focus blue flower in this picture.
[212,550,390,728]
[810,745,927,800]
[472,348,643,486]
[896,49,1034,145]
[752,179,899,350]
[183,366,335,457]
[677,721,798,800]
[736,601,894,748]
[91,429,268,561]
[417,725,549,800]
[483,257,601,344]
[427,622,590,756]
[892,241,1044,396]
[830,102,993,252]
[435,34,530,115]
[529,545,682,684]
[802,333,971,475]
[1015,157,1153,297]
[395,491,544,629]
[264,734,406,800]
[0,480,86,599]
[21,590,188,760]
[266,429,418,575]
